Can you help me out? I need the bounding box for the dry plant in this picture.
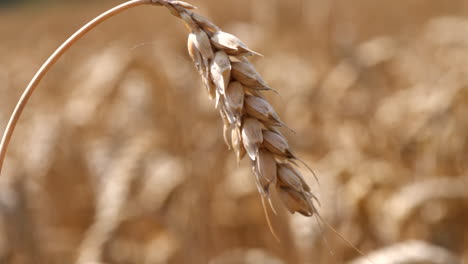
[0,0,328,262]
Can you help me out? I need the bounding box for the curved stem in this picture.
[0,0,152,176]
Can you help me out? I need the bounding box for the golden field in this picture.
[0,0,467,263]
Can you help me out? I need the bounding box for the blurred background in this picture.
[1,0,468,263]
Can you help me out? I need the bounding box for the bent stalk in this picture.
[0,0,151,176]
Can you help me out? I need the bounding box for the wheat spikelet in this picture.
[157,0,318,217]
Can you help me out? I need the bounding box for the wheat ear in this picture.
[160,1,320,217]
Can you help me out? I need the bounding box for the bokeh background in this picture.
[1,0,468,263]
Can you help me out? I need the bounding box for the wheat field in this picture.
[0,1,468,264]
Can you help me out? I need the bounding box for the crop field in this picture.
[0,0,468,263]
